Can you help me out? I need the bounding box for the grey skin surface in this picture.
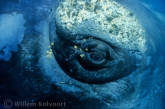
[0,0,165,108]
[53,19,137,84]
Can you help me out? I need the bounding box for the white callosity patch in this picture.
[56,0,146,52]
[0,12,26,61]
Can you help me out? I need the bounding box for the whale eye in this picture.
[80,50,107,68]
[78,39,110,68]
[90,52,104,62]
[53,36,135,84]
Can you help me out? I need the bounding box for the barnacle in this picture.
[56,0,147,52]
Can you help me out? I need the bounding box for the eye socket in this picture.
[90,52,104,62]
[78,39,112,67]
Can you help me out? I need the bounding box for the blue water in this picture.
[141,0,165,14]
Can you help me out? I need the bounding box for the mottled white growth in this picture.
[0,12,26,60]
[56,0,146,52]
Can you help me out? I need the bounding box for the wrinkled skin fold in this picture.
[53,21,137,84]
[0,0,165,108]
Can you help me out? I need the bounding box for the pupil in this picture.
[90,52,103,61]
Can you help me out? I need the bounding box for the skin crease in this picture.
[53,20,138,84]
[0,0,165,109]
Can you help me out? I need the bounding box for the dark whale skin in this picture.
[53,18,137,84]
[0,0,165,109]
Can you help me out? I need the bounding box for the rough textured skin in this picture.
[0,0,165,109]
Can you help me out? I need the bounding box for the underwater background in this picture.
[141,0,165,14]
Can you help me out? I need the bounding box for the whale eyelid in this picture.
[89,48,107,58]
[75,34,119,48]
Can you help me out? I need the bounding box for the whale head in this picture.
[0,0,165,108]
